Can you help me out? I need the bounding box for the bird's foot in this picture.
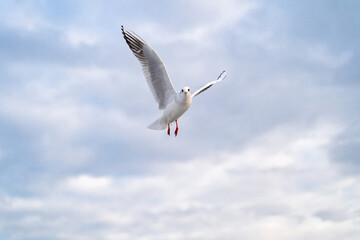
[167,124,170,136]
[175,128,178,137]
[174,120,178,137]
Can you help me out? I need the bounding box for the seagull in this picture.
[121,26,227,136]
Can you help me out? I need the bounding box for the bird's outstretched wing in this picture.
[121,26,177,109]
[191,71,227,98]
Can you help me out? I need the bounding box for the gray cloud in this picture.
[315,208,354,223]
[329,125,360,174]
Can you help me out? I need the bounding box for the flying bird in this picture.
[121,26,226,136]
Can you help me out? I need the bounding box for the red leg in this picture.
[167,123,170,136]
[174,120,179,137]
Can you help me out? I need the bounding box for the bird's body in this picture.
[121,26,226,136]
[148,87,192,130]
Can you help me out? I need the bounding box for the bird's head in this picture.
[180,87,191,95]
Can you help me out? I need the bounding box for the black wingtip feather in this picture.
[217,70,226,80]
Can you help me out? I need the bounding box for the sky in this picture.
[0,0,360,239]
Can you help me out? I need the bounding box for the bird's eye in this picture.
[188,88,190,91]
[181,89,184,92]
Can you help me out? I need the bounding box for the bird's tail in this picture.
[147,117,167,130]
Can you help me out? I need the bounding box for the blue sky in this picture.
[1,0,360,239]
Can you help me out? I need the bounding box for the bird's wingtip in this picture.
[217,70,227,80]
[121,25,129,33]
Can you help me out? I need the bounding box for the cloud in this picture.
[329,125,360,174]
[2,121,360,239]
[63,175,112,193]
[0,65,153,168]
[315,208,354,223]
[66,29,98,47]
[0,26,106,68]
[1,0,360,239]
[0,1,49,31]
[130,0,258,46]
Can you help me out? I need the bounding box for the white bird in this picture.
[121,26,227,136]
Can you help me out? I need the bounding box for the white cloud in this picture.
[66,30,98,47]
[3,196,44,211]
[64,174,112,193]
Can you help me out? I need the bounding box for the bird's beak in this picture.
[184,91,188,94]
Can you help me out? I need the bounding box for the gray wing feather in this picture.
[121,26,176,109]
[192,71,227,98]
